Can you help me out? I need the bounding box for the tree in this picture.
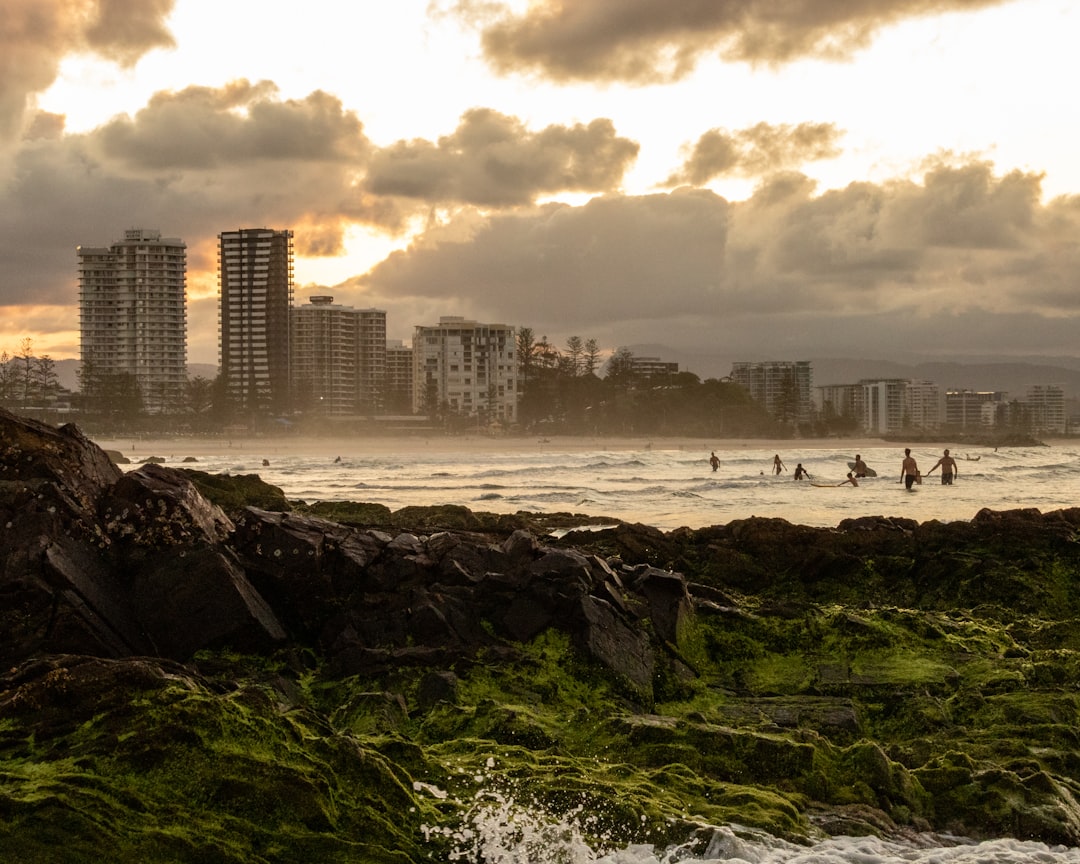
[17,338,34,408]
[32,355,60,407]
[184,376,214,416]
[583,339,601,376]
[0,351,18,406]
[564,336,583,377]
[604,346,636,389]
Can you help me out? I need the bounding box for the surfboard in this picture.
[847,462,877,477]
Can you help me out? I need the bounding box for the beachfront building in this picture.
[816,383,861,423]
[412,317,517,424]
[945,390,1006,430]
[384,339,414,415]
[356,309,387,414]
[218,228,294,415]
[858,378,908,435]
[904,379,942,432]
[77,228,187,413]
[290,298,387,416]
[730,360,813,424]
[290,296,359,415]
[1025,385,1066,434]
[630,356,679,379]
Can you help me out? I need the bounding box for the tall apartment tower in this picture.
[291,296,358,415]
[77,228,187,413]
[291,298,387,416]
[384,340,414,415]
[730,360,813,423]
[412,317,516,422]
[218,228,294,414]
[356,309,387,414]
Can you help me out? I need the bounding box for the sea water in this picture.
[122,440,1080,530]
[417,775,1080,863]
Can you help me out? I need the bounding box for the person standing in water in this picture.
[773,454,786,475]
[926,449,958,485]
[709,451,720,472]
[852,454,868,478]
[793,463,811,480]
[900,448,920,490]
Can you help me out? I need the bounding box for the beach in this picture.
[94,433,912,461]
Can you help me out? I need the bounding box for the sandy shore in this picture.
[90,433,908,460]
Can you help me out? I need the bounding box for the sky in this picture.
[2,0,1079,373]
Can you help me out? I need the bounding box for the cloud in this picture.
[664,122,844,186]
[0,0,175,143]
[363,108,639,206]
[97,81,372,169]
[354,160,1080,358]
[0,82,643,318]
[463,0,1014,83]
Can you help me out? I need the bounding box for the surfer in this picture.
[900,448,920,490]
[852,454,868,478]
[772,454,786,475]
[811,472,857,488]
[926,449,958,485]
[793,463,811,480]
[709,451,720,472]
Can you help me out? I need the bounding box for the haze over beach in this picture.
[2,0,1079,373]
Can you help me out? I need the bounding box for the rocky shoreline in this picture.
[3,407,1080,861]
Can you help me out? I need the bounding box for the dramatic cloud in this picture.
[354,161,1080,359]
[98,81,371,169]
[0,82,642,322]
[665,122,844,186]
[461,0,1014,83]
[364,109,639,206]
[0,0,175,142]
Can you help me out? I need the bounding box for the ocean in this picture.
[113,439,1080,530]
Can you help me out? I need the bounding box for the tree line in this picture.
[3,332,852,438]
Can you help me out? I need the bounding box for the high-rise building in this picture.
[291,296,359,415]
[945,390,1006,430]
[290,297,388,416]
[384,340,414,415]
[858,378,908,434]
[412,317,516,423]
[356,309,387,414]
[904,379,941,432]
[218,228,294,414]
[77,228,187,413]
[1025,385,1066,434]
[730,360,813,423]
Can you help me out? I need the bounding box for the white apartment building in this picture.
[290,297,387,416]
[412,317,516,422]
[77,228,187,413]
[858,378,908,434]
[1025,385,1066,434]
[904,379,941,432]
[219,228,294,414]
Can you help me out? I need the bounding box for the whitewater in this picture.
[102,437,1080,531]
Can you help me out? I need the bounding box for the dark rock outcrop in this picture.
[6,406,1080,858]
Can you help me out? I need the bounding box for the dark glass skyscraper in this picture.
[218,228,294,415]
